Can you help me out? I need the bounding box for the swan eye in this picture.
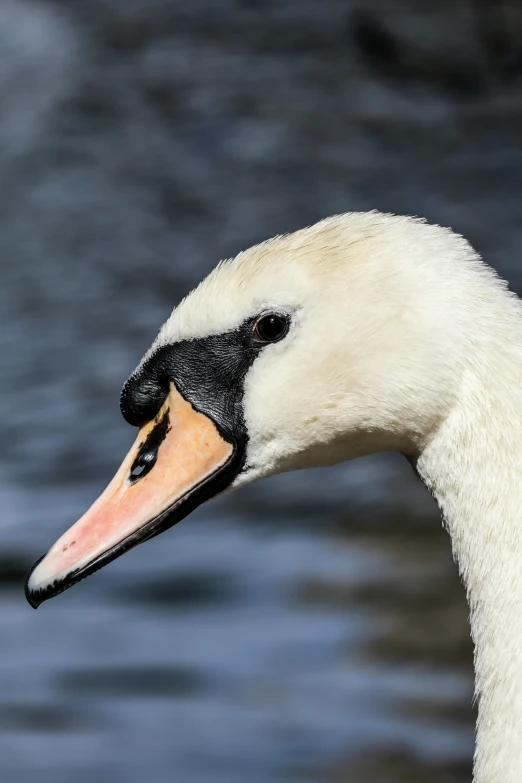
[253,314,289,343]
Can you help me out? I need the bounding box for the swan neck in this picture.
[416,363,522,783]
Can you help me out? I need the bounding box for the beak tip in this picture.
[25,591,41,610]
[25,554,47,609]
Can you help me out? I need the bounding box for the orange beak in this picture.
[25,384,236,608]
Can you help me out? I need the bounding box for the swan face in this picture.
[26,212,472,606]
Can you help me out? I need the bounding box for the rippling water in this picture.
[2,0,522,780]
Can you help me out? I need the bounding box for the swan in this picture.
[25,210,522,782]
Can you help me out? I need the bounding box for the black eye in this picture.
[253,313,289,343]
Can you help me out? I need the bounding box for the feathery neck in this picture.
[416,331,522,783]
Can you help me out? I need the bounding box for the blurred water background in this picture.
[2,0,522,780]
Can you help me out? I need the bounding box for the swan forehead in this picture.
[150,210,476,354]
[154,250,311,348]
[156,262,307,346]
[152,211,410,347]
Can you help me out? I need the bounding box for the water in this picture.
[3,0,522,779]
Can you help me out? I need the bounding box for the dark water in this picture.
[3,0,522,780]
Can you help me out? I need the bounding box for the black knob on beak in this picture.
[120,366,169,427]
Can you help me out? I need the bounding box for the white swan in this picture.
[25,211,522,782]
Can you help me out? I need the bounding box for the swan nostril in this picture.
[128,408,171,483]
[129,446,158,482]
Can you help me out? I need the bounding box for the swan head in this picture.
[26,211,488,607]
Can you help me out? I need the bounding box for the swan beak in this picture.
[25,384,235,608]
